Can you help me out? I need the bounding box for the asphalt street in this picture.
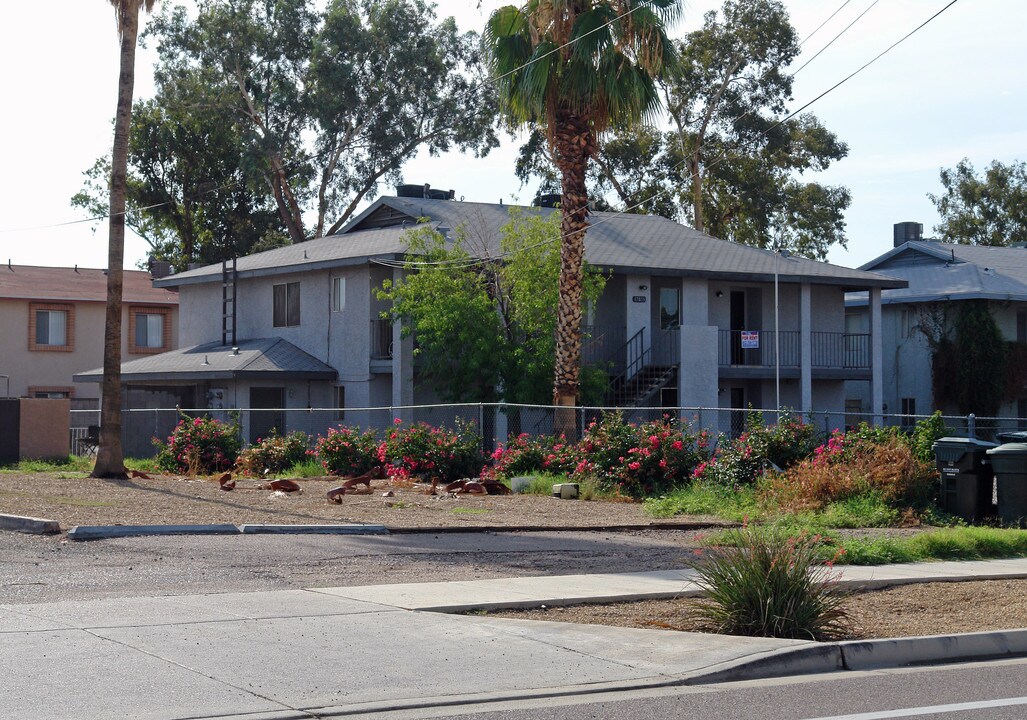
[0,528,702,603]
[383,659,1027,720]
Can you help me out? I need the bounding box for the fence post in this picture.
[967,413,976,439]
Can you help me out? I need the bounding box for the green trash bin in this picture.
[986,443,1027,527]
[933,437,996,522]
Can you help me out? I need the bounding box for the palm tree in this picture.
[93,0,157,478]
[484,0,678,435]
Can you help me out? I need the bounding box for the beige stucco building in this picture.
[0,264,178,410]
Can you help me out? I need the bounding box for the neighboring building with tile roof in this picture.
[846,224,1027,426]
[0,265,177,414]
[80,189,905,448]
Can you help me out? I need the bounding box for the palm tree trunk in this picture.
[551,111,595,439]
[93,4,140,478]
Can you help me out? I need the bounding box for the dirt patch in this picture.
[0,472,729,530]
[484,578,1027,639]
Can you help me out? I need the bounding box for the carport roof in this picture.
[74,338,337,383]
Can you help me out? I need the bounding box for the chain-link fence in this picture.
[70,403,1027,459]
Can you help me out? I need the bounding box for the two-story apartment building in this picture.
[79,189,904,446]
[846,222,1027,424]
[1,264,178,412]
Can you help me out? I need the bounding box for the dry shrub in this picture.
[765,437,937,513]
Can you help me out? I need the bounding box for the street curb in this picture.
[67,524,240,541]
[239,524,389,535]
[839,629,1027,670]
[0,513,60,535]
[678,630,1027,685]
[385,521,735,534]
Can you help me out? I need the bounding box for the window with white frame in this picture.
[135,313,163,348]
[35,309,67,346]
[273,282,301,327]
[332,276,345,312]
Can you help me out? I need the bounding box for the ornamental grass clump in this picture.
[694,527,851,641]
[153,415,242,475]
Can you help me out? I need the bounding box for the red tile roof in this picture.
[0,265,177,304]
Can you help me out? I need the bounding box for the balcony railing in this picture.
[717,330,870,369]
[370,318,393,360]
[582,324,626,370]
[718,330,800,367]
[813,331,870,369]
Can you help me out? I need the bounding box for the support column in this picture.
[679,278,718,425]
[800,283,813,419]
[870,286,884,425]
[391,268,414,423]
[625,274,651,373]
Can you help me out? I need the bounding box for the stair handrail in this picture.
[606,327,648,401]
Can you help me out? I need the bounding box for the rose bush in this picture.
[153,415,241,475]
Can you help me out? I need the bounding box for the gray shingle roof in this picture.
[156,197,906,290]
[73,338,337,383]
[849,241,1027,305]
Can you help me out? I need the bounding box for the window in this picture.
[29,303,73,352]
[28,386,73,399]
[899,309,916,339]
[332,276,345,312]
[129,306,171,354]
[335,385,345,421]
[136,314,163,348]
[900,397,916,428]
[273,282,300,327]
[36,310,67,346]
[659,287,680,329]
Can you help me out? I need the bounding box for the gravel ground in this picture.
[0,471,725,530]
[3,471,1024,640]
[485,579,1027,640]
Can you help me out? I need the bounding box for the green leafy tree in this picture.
[73,78,287,271]
[514,0,851,260]
[94,0,158,479]
[931,301,1008,416]
[484,0,678,433]
[929,159,1027,245]
[77,0,499,267]
[377,211,605,405]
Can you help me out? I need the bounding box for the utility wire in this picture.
[0,2,658,238]
[376,0,963,270]
[793,0,882,76]
[798,0,854,47]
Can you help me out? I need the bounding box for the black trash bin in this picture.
[933,437,997,522]
[986,443,1027,527]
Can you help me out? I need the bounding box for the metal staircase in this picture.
[604,327,679,407]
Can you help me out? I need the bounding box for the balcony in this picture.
[718,330,870,378]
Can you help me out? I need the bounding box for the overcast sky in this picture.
[0,0,1022,272]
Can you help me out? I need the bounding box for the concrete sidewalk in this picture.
[3,559,1027,720]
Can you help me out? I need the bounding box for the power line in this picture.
[379,0,964,270]
[792,0,882,77]
[0,2,659,239]
[798,0,854,47]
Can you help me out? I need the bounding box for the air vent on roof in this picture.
[148,259,173,279]
[395,183,455,200]
[893,221,923,247]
